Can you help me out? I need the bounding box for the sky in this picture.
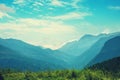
[0,0,120,49]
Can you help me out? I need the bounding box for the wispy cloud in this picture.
[71,0,82,9]
[108,6,120,10]
[33,2,43,6]
[13,0,25,5]
[1,18,76,34]
[0,12,13,18]
[0,4,15,13]
[49,0,84,9]
[0,18,78,49]
[50,0,64,7]
[0,4,15,18]
[46,12,92,20]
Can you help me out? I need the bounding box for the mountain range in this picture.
[0,38,69,71]
[0,32,120,71]
[72,32,120,69]
[88,36,120,66]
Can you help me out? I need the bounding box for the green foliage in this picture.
[0,68,120,80]
[89,56,120,74]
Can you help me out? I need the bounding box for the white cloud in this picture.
[13,0,33,6]
[71,0,82,9]
[3,18,76,34]
[0,18,78,49]
[50,0,64,7]
[108,6,120,10]
[49,0,83,8]
[0,4,15,18]
[13,0,25,5]
[47,12,92,20]
[0,12,13,18]
[0,4,15,13]
[13,0,44,7]
[49,0,84,10]
[33,2,43,6]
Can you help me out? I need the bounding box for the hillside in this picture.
[0,32,120,71]
[88,36,120,66]
[59,34,106,56]
[89,56,120,73]
[73,32,120,69]
[0,38,68,71]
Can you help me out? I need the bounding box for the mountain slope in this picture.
[0,32,120,71]
[88,36,120,66]
[59,34,106,57]
[74,32,120,69]
[0,44,37,71]
[0,38,69,71]
[0,44,22,59]
[89,56,120,73]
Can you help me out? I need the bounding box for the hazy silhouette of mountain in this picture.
[0,38,68,71]
[73,32,120,69]
[88,36,120,66]
[59,34,106,57]
[0,32,120,71]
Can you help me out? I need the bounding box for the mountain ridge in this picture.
[88,36,120,66]
[0,32,120,71]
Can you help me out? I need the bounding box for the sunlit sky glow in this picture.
[0,0,120,49]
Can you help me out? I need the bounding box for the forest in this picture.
[0,68,120,80]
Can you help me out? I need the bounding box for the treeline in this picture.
[89,56,120,73]
[0,68,120,80]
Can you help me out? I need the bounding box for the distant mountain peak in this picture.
[80,34,96,40]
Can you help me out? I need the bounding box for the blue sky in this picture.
[0,0,120,49]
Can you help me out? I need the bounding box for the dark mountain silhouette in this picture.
[89,56,120,73]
